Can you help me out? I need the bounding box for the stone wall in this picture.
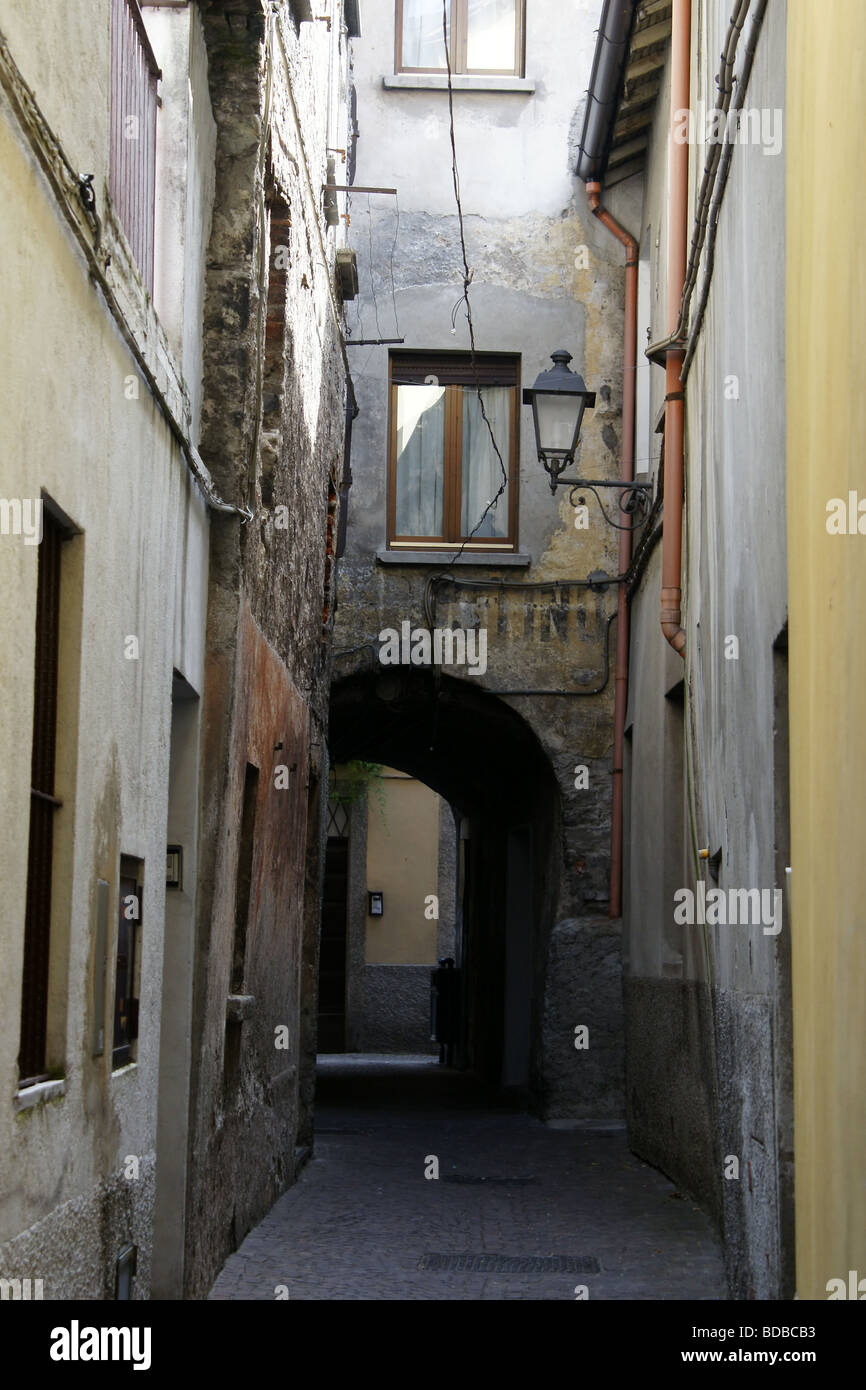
[184,1,352,1297]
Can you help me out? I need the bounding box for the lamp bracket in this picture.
[557,477,654,532]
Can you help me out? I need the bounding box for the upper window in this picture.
[396,0,525,77]
[387,352,520,551]
[110,0,160,292]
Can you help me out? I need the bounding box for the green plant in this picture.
[333,761,388,832]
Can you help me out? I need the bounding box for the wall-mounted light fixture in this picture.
[523,349,652,528]
[523,349,596,490]
[368,891,383,917]
[166,845,182,891]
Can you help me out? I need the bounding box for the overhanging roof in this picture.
[576,0,671,188]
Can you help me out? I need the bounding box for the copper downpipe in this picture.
[661,0,691,657]
[586,181,637,920]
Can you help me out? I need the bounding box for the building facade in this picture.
[331,0,631,1120]
[0,0,355,1300]
[575,0,865,1303]
[577,0,791,1302]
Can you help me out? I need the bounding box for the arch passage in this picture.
[328,669,561,1106]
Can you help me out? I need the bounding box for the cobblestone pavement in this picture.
[209,1056,727,1301]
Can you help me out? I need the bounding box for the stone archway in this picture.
[328,667,623,1117]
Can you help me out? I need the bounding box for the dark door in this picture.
[318,836,348,1052]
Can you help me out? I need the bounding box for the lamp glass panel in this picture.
[535,392,582,456]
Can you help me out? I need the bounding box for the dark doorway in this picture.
[326,669,560,1109]
[319,806,349,1052]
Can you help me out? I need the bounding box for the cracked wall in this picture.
[332,0,632,1118]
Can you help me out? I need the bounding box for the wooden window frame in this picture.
[387,351,520,552]
[395,0,526,78]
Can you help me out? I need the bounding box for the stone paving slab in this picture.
[209,1058,727,1302]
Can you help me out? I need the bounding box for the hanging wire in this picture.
[388,190,401,334]
[349,184,364,340]
[427,0,509,592]
[366,192,384,341]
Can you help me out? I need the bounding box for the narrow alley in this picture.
[210,1057,725,1301]
[1,0,864,1348]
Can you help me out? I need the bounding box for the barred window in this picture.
[109,0,160,292]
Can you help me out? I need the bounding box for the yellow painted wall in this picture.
[786,0,866,1300]
[365,769,440,965]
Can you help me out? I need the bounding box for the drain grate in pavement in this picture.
[315,1127,369,1136]
[441,1174,536,1185]
[419,1253,600,1274]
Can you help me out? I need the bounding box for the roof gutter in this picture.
[575,0,641,184]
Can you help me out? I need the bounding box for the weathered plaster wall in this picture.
[0,0,210,1298]
[786,0,866,1304]
[333,0,632,1117]
[184,1,351,1296]
[622,0,790,1298]
[147,2,217,444]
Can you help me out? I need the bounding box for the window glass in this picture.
[461,387,510,537]
[401,0,449,69]
[395,384,447,534]
[466,0,517,71]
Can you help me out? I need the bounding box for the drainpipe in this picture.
[586,182,637,921]
[660,0,691,657]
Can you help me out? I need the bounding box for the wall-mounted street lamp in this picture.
[523,350,596,491]
[523,349,651,528]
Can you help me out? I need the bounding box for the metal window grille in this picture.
[327,800,349,838]
[109,0,160,293]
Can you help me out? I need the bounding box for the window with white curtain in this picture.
[388,353,519,549]
[396,0,525,76]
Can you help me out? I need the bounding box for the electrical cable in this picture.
[388,190,401,335]
[673,0,751,344]
[366,193,384,341]
[0,32,252,521]
[682,0,769,381]
[424,0,509,582]
[473,610,618,698]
